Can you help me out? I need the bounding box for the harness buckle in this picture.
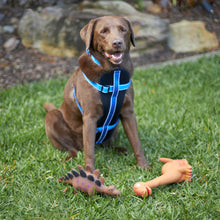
[101,86,110,93]
[101,86,104,93]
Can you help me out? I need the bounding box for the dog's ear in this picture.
[80,18,98,50]
[123,17,135,47]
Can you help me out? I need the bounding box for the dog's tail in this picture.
[43,103,57,112]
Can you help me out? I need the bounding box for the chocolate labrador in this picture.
[43,16,151,171]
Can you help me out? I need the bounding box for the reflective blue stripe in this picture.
[73,86,83,114]
[86,49,101,66]
[83,72,131,93]
[96,118,120,133]
[96,70,120,144]
[117,81,131,91]
[82,72,103,91]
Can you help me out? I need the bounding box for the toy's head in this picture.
[105,185,121,197]
[133,182,152,198]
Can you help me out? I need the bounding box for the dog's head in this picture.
[80,16,135,65]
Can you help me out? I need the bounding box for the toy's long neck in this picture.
[144,172,182,189]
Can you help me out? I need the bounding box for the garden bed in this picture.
[0,1,219,90]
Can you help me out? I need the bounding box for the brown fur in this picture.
[44,16,151,171]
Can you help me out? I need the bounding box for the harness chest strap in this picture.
[73,69,130,144]
[96,69,120,144]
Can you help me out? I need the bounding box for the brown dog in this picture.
[43,16,151,171]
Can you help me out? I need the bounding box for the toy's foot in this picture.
[133,182,152,198]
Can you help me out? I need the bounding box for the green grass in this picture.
[0,55,219,219]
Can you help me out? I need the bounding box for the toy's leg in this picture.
[144,172,183,188]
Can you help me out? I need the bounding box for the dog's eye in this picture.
[100,28,109,34]
[119,26,127,33]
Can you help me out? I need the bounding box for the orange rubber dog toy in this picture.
[133,158,192,198]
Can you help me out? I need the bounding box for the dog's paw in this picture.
[137,161,152,170]
[114,147,128,156]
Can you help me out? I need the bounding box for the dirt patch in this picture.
[0,2,219,90]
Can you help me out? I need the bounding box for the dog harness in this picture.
[73,50,131,144]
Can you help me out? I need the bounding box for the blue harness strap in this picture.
[73,86,83,114]
[86,49,101,66]
[73,51,130,144]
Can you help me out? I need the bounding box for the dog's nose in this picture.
[113,40,123,48]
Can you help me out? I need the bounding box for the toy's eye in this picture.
[100,28,109,34]
[109,186,115,192]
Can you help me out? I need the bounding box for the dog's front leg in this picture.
[121,112,152,170]
[82,115,97,171]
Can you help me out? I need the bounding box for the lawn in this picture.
[0,55,219,219]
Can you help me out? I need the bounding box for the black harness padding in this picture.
[95,68,130,144]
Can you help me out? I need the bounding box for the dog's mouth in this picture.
[104,51,124,65]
